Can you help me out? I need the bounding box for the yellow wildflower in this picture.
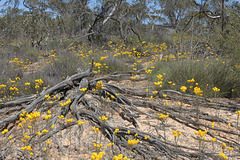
[212,138,216,142]
[100,57,107,61]
[180,86,187,92]
[128,139,139,146]
[80,88,87,92]
[194,87,203,96]
[187,78,195,83]
[219,153,228,159]
[1,129,8,135]
[212,87,220,92]
[42,129,49,134]
[114,128,119,134]
[66,118,73,123]
[222,143,226,150]
[78,120,85,125]
[96,81,103,90]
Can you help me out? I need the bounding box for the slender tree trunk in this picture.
[221,0,224,33]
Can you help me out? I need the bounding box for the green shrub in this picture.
[100,56,133,74]
[41,53,90,83]
[149,59,240,97]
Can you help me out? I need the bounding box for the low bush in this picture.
[150,58,240,97]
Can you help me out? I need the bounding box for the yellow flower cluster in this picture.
[130,76,136,80]
[195,130,207,138]
[80,88,87,92]
[187,78,195,83]
[157,113,169,120]
[8,58,31,70]
[219,153,228,159]
[35,79,44,89]
[154,81,163,88]
[144,135,150,139]
[21,138,26,143]
[1,129,8,135]
[18,123,23,128]
[165,101,169,106]
[0,84,6,89]
[235,110,240,115]
[172,130,182,137]
[60,98,71,107]
[107,142,114,147]
[157,74,163,80]
[212,137,216,142]
[45,94,51,100]
[28,111,40,121]
[23,133,30,139]
[24,82,30,86]
[9,86,18,91]
[42,129,49,134]
[9,58,23,65]
[112,154,130,160]
[128,139,139,146]
[94,62,102,68]
[43,114,52,120]
[222,143,226,150]
[78,120,85,125]
[46,140,50,145]
[211,122,214,128]
[228,147,233,151]
[194,87,203,96]
[20,111,27,117]
[152,91,158,94]
[100,56,107,61]
[66,118,73,123]
[145,69,152,74]
[212,87,220,92]
[93,126,100,134]
[114,128,119,134]
[93,143,103,149]
[96,81,103,90]
[58,115,64,119]
[90,151,105,160]
[36,131,41,136]
[99,115,108,121]
[180,86,187,92]
[21,145,32,151]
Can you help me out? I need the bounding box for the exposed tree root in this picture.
[0,67,240,159]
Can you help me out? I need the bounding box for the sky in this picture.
[0,0,239,13]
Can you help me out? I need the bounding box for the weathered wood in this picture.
[0,69,94,130]
[1,68,239,159]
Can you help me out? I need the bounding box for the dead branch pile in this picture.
[0,66,240,160]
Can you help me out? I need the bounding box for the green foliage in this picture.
[221,10,240,63]
[100,56,133,74]
[150,59,240,97]
[22,45,41,61]
[41,54,91,85]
